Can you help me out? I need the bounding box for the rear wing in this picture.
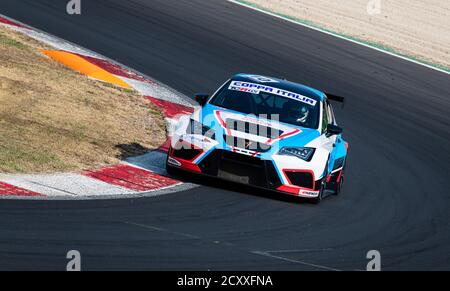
[325,93,345,103]
[325,93,345,108]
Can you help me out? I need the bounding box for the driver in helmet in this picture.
[283,100,310,125]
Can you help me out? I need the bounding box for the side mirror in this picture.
[326,124,343,136]
[194,93,209,106]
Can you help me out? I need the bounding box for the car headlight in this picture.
[188,119,215,139]
[278,147,315,161]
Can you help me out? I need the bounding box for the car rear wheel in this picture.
[334,162,346,195]
[335,174,344,195]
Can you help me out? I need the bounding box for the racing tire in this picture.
[335,175,344,195]
[166,163,177,176]
[311,179,326,204]
[165,151,178,176]
[334,162,346,195]
[312,158,330,204]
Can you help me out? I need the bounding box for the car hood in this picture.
[198,104,320,150]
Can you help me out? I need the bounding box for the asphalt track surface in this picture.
[1,0,450,270]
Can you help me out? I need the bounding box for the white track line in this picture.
[251,250,341,271]
[227,0,450,76]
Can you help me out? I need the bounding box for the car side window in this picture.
[327,102,335,124]
[321,101,329,133]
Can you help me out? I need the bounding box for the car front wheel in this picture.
[311,178,326,204]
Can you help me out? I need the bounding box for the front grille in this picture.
[221,150,264,167]
[285,171,314,189]
[225,118,283,138]
[198,149,282,188]
[223,135,271,152]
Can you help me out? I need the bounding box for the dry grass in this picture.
[0,26,166,173]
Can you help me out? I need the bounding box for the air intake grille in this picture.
[172,148,202,161]
[285,171,314,189]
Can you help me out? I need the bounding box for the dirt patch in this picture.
[0,26,166,173]
[240,0,450,69]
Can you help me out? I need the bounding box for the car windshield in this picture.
[210,80,320,129]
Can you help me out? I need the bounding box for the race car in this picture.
[166,74,348,203]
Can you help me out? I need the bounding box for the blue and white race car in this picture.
[166,74,348,203]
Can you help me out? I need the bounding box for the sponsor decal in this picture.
[228,81,317,106]
[228,84,259,94]
[300,190,320,197]
[167,157,182,166]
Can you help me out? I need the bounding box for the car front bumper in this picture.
[167,144,321,198]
